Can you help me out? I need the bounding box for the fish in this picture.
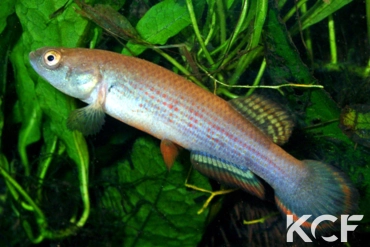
[29,47,358,231]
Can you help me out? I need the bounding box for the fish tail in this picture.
[274,160,359,231]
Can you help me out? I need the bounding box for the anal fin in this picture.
[160,139,180,170]
[229,94,294,145]
[190,151,265,199]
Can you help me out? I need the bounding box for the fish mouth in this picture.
[29,49,42,60]
[29,47,61,70]
[29,50,39,69]
[29,48,47,70]
[29,51,35,59]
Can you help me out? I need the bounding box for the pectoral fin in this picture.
[67,102,105,135]
[190,151,265,199]
[160,139,180,170]
[67,82,107,136]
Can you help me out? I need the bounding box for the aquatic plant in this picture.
[1,0,369,246]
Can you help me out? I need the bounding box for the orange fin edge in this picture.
[160,139,180,170]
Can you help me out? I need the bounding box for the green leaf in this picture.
[122,0,203,56]
[98,136,211,247]
[10,42,43,175]
[15,0,89,49]
[34,76,91,231]
[9,0,91,177]
[15,0,91,168]
[0,0,15,34]
[10,0,92,236]
[264,1,348,143]
[35,81,89,170]
[290,0,352,35]
[0,14,22,150]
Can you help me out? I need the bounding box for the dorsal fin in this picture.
[229,94,294,145]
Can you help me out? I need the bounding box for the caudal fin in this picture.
[274,160,359,231]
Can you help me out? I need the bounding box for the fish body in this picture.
[29,47,358,230]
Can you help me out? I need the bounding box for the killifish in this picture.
[29,47,358,231]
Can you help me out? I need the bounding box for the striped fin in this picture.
[229,94,294,145]
[67,102,105,135]
[275,160,359,231]
[190,151,265,199]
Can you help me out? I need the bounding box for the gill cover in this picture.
[29,47,102,100]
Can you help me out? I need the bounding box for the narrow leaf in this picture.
[290,0,352,35]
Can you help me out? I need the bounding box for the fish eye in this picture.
[43,50,61,68]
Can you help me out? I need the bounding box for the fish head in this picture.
[29,47,101,100]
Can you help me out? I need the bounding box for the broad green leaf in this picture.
[10,0,92,237]
[10,42,42,175]
[122,0,204,56]
[35,81,89,172]
[0,14,21,150]
[290,0,352,35]
[15,0,91,165]
[15,0,89,50]
[264,1,347,142]
[0,0,15,34]
[0,101,3,151]
[98,136,211,247]
[264,3,316,85]
[0,100,3,149]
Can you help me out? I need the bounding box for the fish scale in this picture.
[29,47,359,231]
[77,49,303,186]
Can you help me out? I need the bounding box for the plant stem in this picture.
[216,87,239,99]
[186,0,214,65]
[282,0,307,23]
[328,14,337,64]
[71,132,90,229]
[225,0,248,55]
[300,2,313,64]
[0,155,47,242]
[366,0,370,76]
[216,0,226,44]
[247,58,267,96]
[229,0,267,85]
[367,0,370,43]
[249,0,268,49]
[154,49,208,90]
[204,0,216,46]
[37,135,58,202]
